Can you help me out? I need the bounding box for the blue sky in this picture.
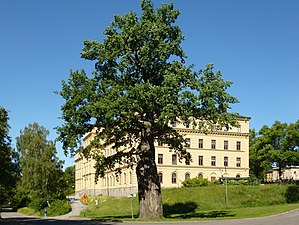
[1,0,298,168]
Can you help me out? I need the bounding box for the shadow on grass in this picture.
[90,202,235,221]
[163,202,198,215]
[91,215,134,222]
[163,202,235,219]
[168,210,236,219]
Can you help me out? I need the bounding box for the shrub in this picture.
[285,185,299,203]
[247,176,262,185]
[46,199,71,216]
[227,180,248,185]
[182,178,209,187]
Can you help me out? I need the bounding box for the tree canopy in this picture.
[250,120,299,179]
[16,123,65,210]
[63,165,75,196]
[0,107,19,207]
[57,0,238,219]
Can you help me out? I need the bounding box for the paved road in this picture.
[1,207,299,225]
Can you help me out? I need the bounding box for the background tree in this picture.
[56,0,238,219]
[249,128,272,179]
[16,123,65,210]
[0,107,19,207]
[63,165,75,196]
[250,120,299,180]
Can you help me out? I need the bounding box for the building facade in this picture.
[266,166,299,182]
[75,116,250,197]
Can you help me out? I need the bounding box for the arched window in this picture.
[236,174,241,179]
[198,173,203,179]
[185,172,191,180]
[158,172,163,183]
[171,172,177,184]
[210,172,217,182]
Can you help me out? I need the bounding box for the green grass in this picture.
[18,207,42,216]
[18,199,71,217]
[82,184,299,221]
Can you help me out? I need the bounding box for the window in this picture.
[172,154,177,165]
[157,139,163,146]
[236,157,241,167]
[171,172,177,184]
[224,140,228,150]
[158,154,163,164]
[171,121,177,127]
[185,154,190,165]
[237,141,241,150]
[224,156,228,167]
[198,139,203,149]
[237,125,241,132]
[212,123,217,131]
[185,123,190,128]
[211,156,216,166]
[211,176,216,182]
[185,172,191,180]
[211,140,216,149]
[185,138,191,147]
[158,172,163,183]
[198,156,203,166]
[198,173,203,179]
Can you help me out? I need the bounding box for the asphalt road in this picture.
[1,207,299,225]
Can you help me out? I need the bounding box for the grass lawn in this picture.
[81,185,299,221]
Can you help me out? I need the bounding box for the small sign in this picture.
[82,193,88,205]
[128,193,136,198]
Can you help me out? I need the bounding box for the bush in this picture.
[46,199,71,216]
[285,185,299,203]
[247,176,262,185]
[227,180,248,185]
[182,178,209,187]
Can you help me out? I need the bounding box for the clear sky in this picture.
[1,0,298,168]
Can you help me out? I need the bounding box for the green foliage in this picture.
[227,180,248,185]
[249,120,299,179]
[46,199,71,216]
[182,178,209,187]
[247,176,262,185]
[0,107,20,207]
[56,0,238,218]
[18,199,71,217]
[57,0,238,179]
[63,165,75,195]
[18,207,40,216]
[285,185,299,203]
[16,123,66,210]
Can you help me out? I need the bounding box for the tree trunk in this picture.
[136,121,163,219]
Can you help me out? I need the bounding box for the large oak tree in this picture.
[57,0,238,219]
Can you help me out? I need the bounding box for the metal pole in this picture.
[130,197,134,219]
[225,166,228,208]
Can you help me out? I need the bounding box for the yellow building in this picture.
[75,116,250,197]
